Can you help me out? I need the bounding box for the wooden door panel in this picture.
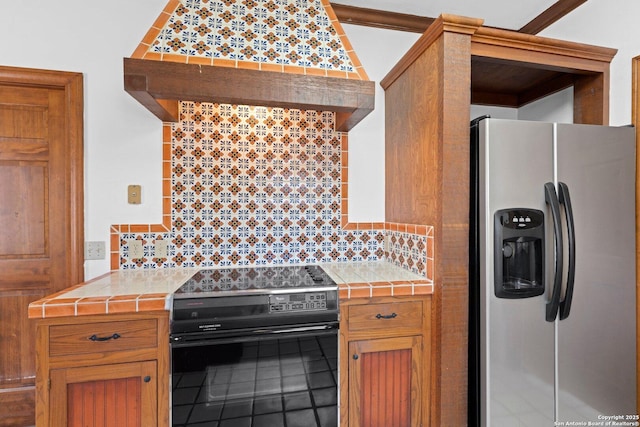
[52,361,155,427]
[0,105,48,141]
[349,336,422,427]
[361,348,412,426]
[0,66,83,426]
[0,85,49,110]
[0,387,37,427]
[0,290,42,384]
[68,377,142,427]
[0,163,47,256]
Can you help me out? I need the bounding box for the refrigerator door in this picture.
[555,124,636,422]
[479,119,556,426]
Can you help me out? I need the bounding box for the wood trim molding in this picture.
[332,0,587,35]
[519,0,588,34]
[330,3,433,33]
[471,26,616,71]
[632,54,640,417]
[380,14,484,90]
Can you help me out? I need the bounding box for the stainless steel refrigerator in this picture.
[469,117,637,426]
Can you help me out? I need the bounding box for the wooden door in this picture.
[50,361,157,427]
[0,66,83,426]
[349,335,423,427]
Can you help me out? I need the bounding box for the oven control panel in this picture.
[269,292,327,313]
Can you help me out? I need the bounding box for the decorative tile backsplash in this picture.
[132,0,368,80]
[116,101,385,269]
[385,223,434,278]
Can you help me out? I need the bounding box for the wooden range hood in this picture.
[123,57,375,132]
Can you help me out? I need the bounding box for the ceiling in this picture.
[331,0,566,31]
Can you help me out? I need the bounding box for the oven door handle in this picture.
[252,325,335,334]
[171,322,339,348]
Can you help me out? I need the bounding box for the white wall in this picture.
[340,24,419,222]
[470,105,518,120]
[517,87,574,123]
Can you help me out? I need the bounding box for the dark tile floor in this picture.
[172,335,338,427]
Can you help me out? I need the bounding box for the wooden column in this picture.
[574,72,609,124]
[382,15,483,426]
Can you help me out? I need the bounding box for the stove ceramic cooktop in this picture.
[173,265,337,297]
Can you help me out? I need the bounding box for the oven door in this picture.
[171,324,338,427]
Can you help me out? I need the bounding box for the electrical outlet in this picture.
[85,241,106,260]
[128,239,144,259]
[155,239,168,258]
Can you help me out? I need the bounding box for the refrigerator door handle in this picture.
[544,182,563,322]
[558,182,576,320]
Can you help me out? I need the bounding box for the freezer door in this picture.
[556,124,636,422]
[479,119,556,426]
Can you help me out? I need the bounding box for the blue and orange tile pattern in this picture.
[114,102,384,269]
[131,0,368,80]
[110,102,434,281]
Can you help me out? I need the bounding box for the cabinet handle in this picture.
[88,333,121,342]
[376,312,398,320]
[144,376,151,383]
[353,354,359,360]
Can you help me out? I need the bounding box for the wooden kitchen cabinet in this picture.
[35,312,169,427]
[340,296,431,427]
[49,360,157,426]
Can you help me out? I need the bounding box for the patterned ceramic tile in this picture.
[385,223,434,279]
[117,101,384,269]
[133,0,367,79]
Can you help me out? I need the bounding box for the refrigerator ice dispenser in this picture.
[494,208,545,298]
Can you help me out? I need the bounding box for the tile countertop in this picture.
[28,262,433,319]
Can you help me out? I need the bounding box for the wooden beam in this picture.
[519,0,588,34]
[123,58,375,132]
[124,74,179,122]
[331,3,433,33]
[331,1,587,35]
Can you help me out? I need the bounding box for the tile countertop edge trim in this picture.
[28,271,117,319]
[28,262,434,319]
[28,293,174,320]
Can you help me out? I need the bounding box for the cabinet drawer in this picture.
[348,300,423,334]
[49,319,158,357]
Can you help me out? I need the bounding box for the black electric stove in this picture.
[173,265,338,297]
[171,265,339,336]
[170,265,339,427]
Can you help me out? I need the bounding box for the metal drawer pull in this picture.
[144,376,151,383]
[375,313,398,320]
[88,333,121,342]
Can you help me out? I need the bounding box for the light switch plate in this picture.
[128,239,144,259]
[128,184,142,204]
[85,241,106,260]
